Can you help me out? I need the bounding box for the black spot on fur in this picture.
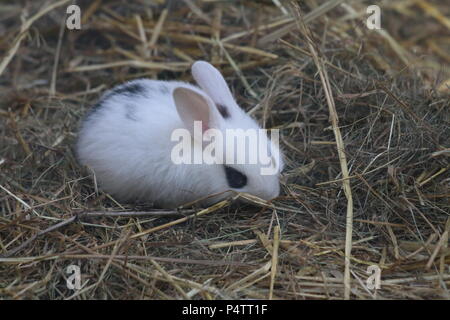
[224,165,247,189]
[111,82,147,97]
[216,103,230,119]
[125,104,138,121]
[83,82,150,122]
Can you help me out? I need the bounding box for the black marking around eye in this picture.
[216,103,230,119]
[224,165,247,189]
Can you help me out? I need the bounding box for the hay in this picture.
[0,0,449,299]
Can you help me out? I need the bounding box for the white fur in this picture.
[76,61,284,208]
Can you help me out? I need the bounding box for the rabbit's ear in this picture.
[191,61,238,115]
[173,87,221,136]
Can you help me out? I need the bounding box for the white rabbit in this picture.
[76,61,284,208]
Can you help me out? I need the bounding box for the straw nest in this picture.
[0,0,449,299]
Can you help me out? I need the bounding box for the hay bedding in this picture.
[0,0,449,299]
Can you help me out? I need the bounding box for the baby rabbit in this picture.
[76,61,283,208]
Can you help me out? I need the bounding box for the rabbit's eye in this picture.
[224,165,247,189]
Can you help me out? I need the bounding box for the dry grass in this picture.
[1,0,449,300]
